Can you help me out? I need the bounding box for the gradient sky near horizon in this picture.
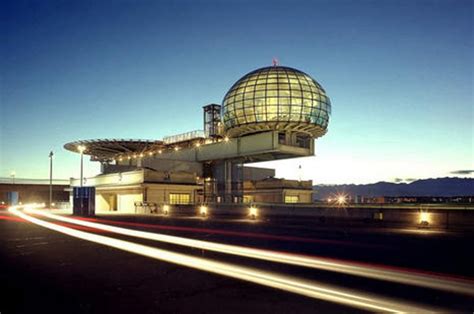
[1,0,473,184]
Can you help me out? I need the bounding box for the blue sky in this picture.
[1,0,472,184]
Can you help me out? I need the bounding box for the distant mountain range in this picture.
[313,177,474,200]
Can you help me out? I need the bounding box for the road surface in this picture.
[1,206,473,313]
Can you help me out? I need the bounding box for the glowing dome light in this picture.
[222,66,331,138]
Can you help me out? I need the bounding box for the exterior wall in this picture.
[70,169,202,212]
[132,131,312,163]
[95,194,111,211]
[141,159,202,176]
[254,191,282,203]
[70,169,145,187]
[144,170,197,185]
[94,186,143,212]
[117,193,142,213]
[243,166,275,181]
[244,178,313,204]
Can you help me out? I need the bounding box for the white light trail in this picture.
[26,208,474,297]
[10,205,437,313]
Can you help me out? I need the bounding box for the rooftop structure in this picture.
[64,64,331,209]
[64,139,162,162]
[222,66,331,138]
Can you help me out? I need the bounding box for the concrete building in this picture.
[64,65,332,212]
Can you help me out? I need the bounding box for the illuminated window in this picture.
[243,195,253,203]
[169,193,191,205]
[285,195,299,203]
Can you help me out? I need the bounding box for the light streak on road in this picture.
[76,215,377,248]
[28,208,474,296]
[10,205,436,313]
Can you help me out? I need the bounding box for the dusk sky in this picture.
[1,0,472,184]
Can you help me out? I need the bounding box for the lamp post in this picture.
[10,171,15,184]
[49,151,54,208]
[77,145,86,187]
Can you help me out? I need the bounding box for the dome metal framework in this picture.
[222,66,331,138]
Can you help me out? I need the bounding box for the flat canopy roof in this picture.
[64,139,164,161]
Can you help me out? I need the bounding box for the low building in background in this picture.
[0,178,69,206]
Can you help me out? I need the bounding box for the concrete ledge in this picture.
[157,203,474,231]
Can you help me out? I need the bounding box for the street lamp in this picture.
[49,151,54,208]
[77,145,86,187]
[10,171,16,184]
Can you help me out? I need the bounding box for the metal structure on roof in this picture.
[64,139,164,161]
[222,66,331,138]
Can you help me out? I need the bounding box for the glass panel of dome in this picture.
[267,78,277,84]
[302,98,312,107]
[291,90,302,97]
[278,77,290,84]
[243,99,253,107]
[267,90,277,97]
[235,94,243,101]
[255,84,266,91]
[255,98,265,106]
[278,97,290,105]
[288,78,299,85]
[267,83,278,90]
[256,78,266,84]
[234,101,243,109]
[290,83,300,90]
[291,97,303,106]
[300,84,311,92]
[310,85,319,92]
[279,105,289,114]
[244,85,255,93]
[267,105,278,114]
[256,113,266,122]
[267,114,277,121]
[255,91,265,98]
[301,106,312,116]
[246,79,257,85]
[279,90,290,97]
[299,77,310,84]
[226,103,235,111]
[290,114,301,121]
[246,113,256,123]
[278,83,290,89]
[302,91,312,99]
[235,108,244,116]
[266,97,278,105]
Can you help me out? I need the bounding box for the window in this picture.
[278,132,286,144]
[296,135,311,148]
[243,195,253,203]
[169,193,191,204]
[285,195,299,203]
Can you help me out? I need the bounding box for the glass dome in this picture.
[222,66,331,138]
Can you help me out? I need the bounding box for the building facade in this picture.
[65,65,331,213]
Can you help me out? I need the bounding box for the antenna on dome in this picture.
[272,58,279,66]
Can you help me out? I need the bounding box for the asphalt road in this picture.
[1,209,473,313]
